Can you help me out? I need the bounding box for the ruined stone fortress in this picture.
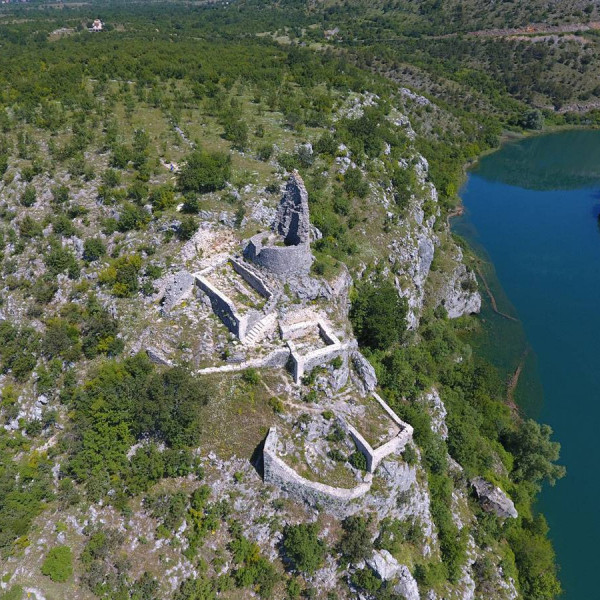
[159,171,413,515]
[244,171,314,276]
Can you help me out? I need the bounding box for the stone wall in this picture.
[194,260,276,342]
[244,234,313,277]
[195,273,246,339]
[161,270,194,314]
[230,258,273,300]
[263,427,372,517]
[343,394,414,473]
[286,320,345,383]
[244,172,314,278]
[292,344,347,383]
[276,171,311,246]
[197,348,290,375]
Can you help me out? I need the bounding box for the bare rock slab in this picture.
[471,477,518,519]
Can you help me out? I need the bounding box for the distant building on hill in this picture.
[90,19,103,32]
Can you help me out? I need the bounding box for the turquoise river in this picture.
[453,130,600,600]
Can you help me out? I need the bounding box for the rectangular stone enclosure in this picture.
[281,319,344,383]
[194,259,276,343]
[344,393,414,473]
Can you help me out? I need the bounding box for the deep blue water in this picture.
[455,131,600,600]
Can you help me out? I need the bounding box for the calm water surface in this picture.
[454,130,600,600]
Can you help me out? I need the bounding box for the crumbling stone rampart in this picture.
[263,393,414,513]
[244,171,314,277]
[194,259,275,342]
[276,171,311,246]
[195,272,248,339]
[245,235,313,277]
[197,348,290,375]
[230,258,273,299]
[161,270,194,314]
[341,393,413,473]
[263,427,372,517]
[284,320,345,383]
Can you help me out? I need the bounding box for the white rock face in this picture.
[439,251,481,319]
[394,564,421,600]
[161,270,194,314]
[365,550,420,600]
[351,350,378,394]
[366,549,401,581]
[471,477,518,519]
[388,155,440,329]
[419,388,448,440]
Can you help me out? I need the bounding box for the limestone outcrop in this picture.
[161,270,194,314]
[471,477,518,519]
[145,346,173,367]
[366,550,420,600]
[437,247,481,319]
[351,350,378,394]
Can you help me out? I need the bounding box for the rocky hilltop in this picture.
[0,8,563,600]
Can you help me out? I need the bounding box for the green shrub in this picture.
[350,567,381,594]
[350,277,408,351]
[0,586,23,600]
[283,523,326,574]
[149,185,176,211]
[339,514,373,562]
[229,534,279,598]
[181,196,200,214]
[51,185,69,204]
[349,451,367,472]
[268,397,285,413]
[41,545,73,582]
[0,155,8,179]
[257,144,273,161]
[403,443,418,466]
[178,216,198,241]
[18,215,43,238]
[343,167,369,198]
[20,185,36,207]
[178,150,231,193]
[102,168,121,188]
[223,119,249,150]
[326,424,345,443]
[83,238,106,262]
[98,254,142,297]
[127,180,149,203]
[242,368,260,385]
[44,243,80,279]
[42,318,81,361]
[118,202,150,232]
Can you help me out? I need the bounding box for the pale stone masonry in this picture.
[244,171,314,277]
[343,393,414,473]
[263,427,373,517]
[276,170,311,245]
[161,270,194,314]
[282,319,345,383]
[194,258,276,343]
[263,392,414,513]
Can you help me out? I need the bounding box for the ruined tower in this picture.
[276,171,311,246]
[244,171,314,277]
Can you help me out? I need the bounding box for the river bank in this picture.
[453,129,600,599]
